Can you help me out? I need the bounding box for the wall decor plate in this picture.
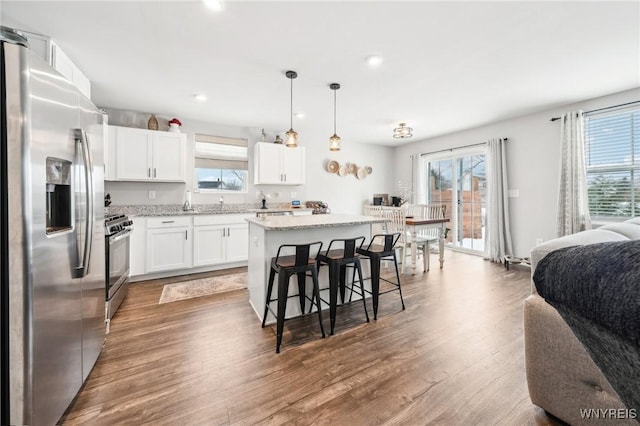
[327,160,339,173]
[356,168,367,180]
[348,163,358,174]
[338,165,348,176]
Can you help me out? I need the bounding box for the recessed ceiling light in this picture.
[194,94,207,102]
[203,0,224,12]
[366,55,383,67]
[295,112,305,119]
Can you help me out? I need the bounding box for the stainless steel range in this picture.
[105,214,133,325]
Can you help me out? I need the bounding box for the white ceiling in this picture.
[2,1,639,146]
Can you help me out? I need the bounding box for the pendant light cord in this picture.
[290,77,293,128]
[333,90,337,134]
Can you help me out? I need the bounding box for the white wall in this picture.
[393,87,640,258]
[103,108,394,211]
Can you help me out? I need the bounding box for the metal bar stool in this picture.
[261,241,325,353]
[355,233,404,320]
[315,237,369,335]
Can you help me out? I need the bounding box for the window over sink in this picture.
[194,133,248,193]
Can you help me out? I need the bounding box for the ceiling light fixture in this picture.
[203,0,224,12]
[393,122,413,139]
[329,83,341,151]
[285,70,298,148]
[194,94,207,102]
[366,55,384,67]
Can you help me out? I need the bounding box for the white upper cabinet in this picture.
[107,125,186,182]
[253,142,305,185]
[20,31,91,99]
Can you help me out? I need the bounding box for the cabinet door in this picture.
[153,132,186,181]
[226,223,249,262]
[115,127,153,180]
[254,143,283,184]
[193,225,225,267]
[146,227,192,272]
[282,146,305,184]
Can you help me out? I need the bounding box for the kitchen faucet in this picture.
[182,190,194,211]
[182,200,193,212]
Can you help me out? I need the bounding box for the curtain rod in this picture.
[549,100,640,122]
[417,138,508,157]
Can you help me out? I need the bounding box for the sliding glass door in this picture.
[422,146,486,253]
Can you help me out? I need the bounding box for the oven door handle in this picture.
[109,229,133,243]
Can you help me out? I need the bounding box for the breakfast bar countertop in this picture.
[245,214,386,231]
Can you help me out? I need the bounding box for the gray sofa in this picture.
[524,217,640,425]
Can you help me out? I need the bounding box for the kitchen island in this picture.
[246,214,387,323]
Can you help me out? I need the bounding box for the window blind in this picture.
[585,105,639,218]
[194,133,248,170]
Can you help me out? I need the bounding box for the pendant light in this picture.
[393,122,413,139]
[329,83,342,151]
[285,70,298,147]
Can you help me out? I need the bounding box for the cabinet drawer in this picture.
[147,216,192,228]
[193,213,253,226]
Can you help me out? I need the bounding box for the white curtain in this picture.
[484,138,513,262]
[557,111,592,236]
[411,154,426,204]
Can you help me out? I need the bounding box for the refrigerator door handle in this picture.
[74,129,94,278]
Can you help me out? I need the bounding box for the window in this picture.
[194,133,248,192]
[585,105,639,219]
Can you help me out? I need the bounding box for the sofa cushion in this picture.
[531,218,640,273]
[599,222,640,240]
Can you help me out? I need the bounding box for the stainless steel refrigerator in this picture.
[0,27,105,425]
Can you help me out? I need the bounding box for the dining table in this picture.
[405,217,449,274]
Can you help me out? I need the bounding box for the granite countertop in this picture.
[246,214,386,231]
[106,204,314,217]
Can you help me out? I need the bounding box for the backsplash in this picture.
[106,202,295,217]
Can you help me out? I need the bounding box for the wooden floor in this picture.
[61,251,564,425]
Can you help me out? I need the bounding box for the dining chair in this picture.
[404,204,447,271]
[383,208,429,273]
[363,204,386,235]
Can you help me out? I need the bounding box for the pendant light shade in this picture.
[285,70,298,147]
[329,83,341,151]
[393,122,413,139]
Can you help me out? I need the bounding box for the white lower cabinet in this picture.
[193,214,251,267]
[146,217,192,273]
[226,223,249,262]
[132,213,250,278]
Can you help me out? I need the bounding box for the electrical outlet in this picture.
[148,191,156,200]
[290,192,297,199]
